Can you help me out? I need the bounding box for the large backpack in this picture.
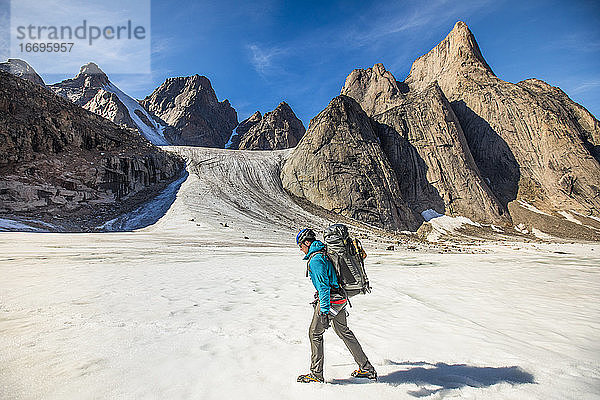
[323,224,371,298]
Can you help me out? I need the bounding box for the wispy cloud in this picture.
[246,43,289,77]
[243,0,498,80]
[569,80,600,94]
[547,33,600,54]
[343,0,497,47]
[151,35,185,59]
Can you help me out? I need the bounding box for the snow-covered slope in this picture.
[0,146,598,399]
[104,82,169,145]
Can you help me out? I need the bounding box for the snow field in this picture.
[1,235,598,399]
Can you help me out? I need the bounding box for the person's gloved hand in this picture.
[319,312,330,329]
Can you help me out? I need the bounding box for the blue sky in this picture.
[1,0,599,126]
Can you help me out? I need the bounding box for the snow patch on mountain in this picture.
[105,82,169,145]
[571,210,600,223]
[426,215,481,241]
[517,200,550,216]
[558,211,582,225]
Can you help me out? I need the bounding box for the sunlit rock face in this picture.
[141,75,238,147]
[232,102,305,150]
[405,21,600,225]
[342,62,507,226]
[50,62,169,145]
[281,95,420,232]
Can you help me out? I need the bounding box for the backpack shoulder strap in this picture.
[306,249,327,277]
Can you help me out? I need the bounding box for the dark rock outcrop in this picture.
[229,111,262,149]
[281,95,419,231]
[0,71,184,231]
[342,63,507,225]
[141,75,238,147]
[405,21,600,226]
[231,102,305,150]
[0,59,45,86]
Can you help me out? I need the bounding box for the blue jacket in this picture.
[303,240,340,313]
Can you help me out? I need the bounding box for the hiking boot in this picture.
[297,373,324,383]
[351,369,377,380]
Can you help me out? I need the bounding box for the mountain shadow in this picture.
[373,120,446,218]
[100,170,188,231]
[450,100,521,209]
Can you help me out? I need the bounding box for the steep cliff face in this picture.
[406,21,494,91]
[517,78,600,162]
[0,71,184,231]
[342,63,507,224]
[141,75,238,147]
[281,95,420,231]
[375,82,507,223]
[405,21,600,224]
[0,59,45,86]
[49,63,168,145]
[232,102,306,150]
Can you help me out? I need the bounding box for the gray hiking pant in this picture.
[309,303,374,380]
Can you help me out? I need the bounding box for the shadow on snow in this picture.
[100,169,188,232]
[330,361,535,397]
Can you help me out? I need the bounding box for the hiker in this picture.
[295,228,377,383]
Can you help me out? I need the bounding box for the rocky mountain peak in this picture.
[77,62,107,76]
[406,21,494,89]
[141,74,238,147]
[50,62,110,105]
[50,62,168,145]
[232,102,305,150]
[75,62,109,86]
[341,63,403,115]
[162,74,213,93]
[401,21,600,239]
[0,58,45,86]
[189,73,211,86]
[274,101,292,113]
[248,110,262,121]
